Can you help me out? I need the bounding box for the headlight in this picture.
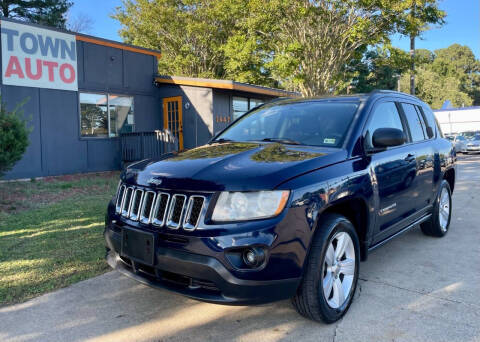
[212,190,290,222]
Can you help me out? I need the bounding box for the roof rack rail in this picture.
[369,89,418,98]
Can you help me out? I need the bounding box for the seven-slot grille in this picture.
[115,185,205,230]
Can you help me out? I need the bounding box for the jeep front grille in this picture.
[116,186,205,230]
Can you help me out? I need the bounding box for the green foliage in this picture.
[344,46,410,93]
[0,98,30,177]
[391,0,446,37]
[399,44,480,109]
[114,0,242,79]
[0,0,72,28]
[113,0,446,96]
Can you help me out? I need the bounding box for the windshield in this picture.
[215,101,359,148]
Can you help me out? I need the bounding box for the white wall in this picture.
[433,108,480,134]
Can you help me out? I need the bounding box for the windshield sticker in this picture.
[323,138,336,144]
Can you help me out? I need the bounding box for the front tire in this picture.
[292,214,360,323]
[421,180,452,237]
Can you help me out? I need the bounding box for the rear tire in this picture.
[421,180,452,237]
[292,214,360,323]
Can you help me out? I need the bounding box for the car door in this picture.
[364,101,420,244]
[398,102,435,211]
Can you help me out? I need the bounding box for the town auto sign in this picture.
[1,20,77,91]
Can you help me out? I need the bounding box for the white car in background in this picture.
[466,134,480,153]
[452,135,468,154]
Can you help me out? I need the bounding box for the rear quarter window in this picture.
[419,105,440,138]
[401,103,426,142]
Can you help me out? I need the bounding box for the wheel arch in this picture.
[444,167,455,193]
[316,197,370,261]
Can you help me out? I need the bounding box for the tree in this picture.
[400,67,472,109]
[0,98,30,177]
[343,46,410,94]
[391,0,446,94]
[114,0,446,96]
[0,0,72,28]
[114,0,247,79]
[431,44,480,104]
[67,11,94,33]
[262,0,446,96]
[399,44,480,109]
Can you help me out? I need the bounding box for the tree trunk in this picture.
[409,1,416,96]
[410,34,415,95]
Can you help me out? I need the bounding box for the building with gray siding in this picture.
[0,18,296,180]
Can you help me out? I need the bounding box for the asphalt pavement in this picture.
[1,154,479,342]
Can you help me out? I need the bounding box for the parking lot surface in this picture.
[1,155,479,342]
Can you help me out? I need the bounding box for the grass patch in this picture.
[0,172,120,306]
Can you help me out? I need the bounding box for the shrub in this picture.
[0,98,30,177]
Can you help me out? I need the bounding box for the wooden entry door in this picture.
[163,96,183,150]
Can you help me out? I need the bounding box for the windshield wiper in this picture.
[209,138,234,144]
[261,138,301,145]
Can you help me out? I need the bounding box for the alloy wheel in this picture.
[321,232,356,309]
[438,187,450,232]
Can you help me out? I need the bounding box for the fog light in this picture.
[242,247,266,268]
[245,250,256,264]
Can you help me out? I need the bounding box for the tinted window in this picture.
[365,102,404,149]
[216,101,359,147]
[401,103,425,142]
[456,136,466,141]
[420,105,440,138]
[414,106,430,138]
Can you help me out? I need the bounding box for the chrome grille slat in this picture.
[139,191,156,224]
[121,187,134,217]
[167,194,187,229]
[183,196,205,230]
[116,185,126,213]
[152,193,170,227]
[129,189,144,221]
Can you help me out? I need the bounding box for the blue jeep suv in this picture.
[104,90,455,323]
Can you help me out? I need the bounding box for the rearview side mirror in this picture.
[372,128,406,148]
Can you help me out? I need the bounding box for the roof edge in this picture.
[155,75,300,97]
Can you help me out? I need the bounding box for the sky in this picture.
[69,0,480,58]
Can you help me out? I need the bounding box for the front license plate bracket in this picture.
[121,227,155,266]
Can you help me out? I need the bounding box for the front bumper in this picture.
[467,145,480,151]
[104,222,301,305]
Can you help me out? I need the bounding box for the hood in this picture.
[123,142,347,191]
[467,139,480,146]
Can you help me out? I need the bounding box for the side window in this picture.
[401,103,426,142]
[419,105,439,138]
[365,102,405,149]
[415,106,429,138]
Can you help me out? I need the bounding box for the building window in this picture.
[232,97,264,120]
[80,93,134,138]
